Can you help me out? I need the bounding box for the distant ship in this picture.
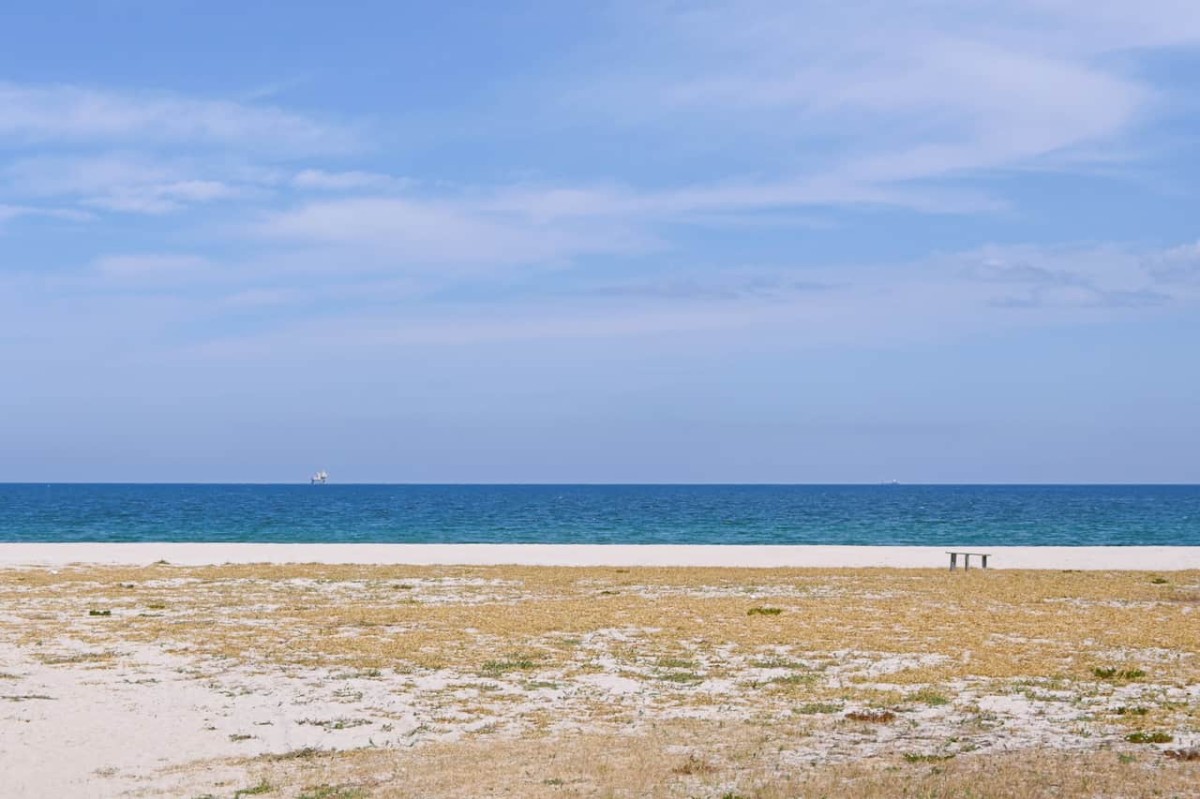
[310,470,328,485]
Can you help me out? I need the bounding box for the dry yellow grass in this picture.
[231,722,1200,799]
[3,564,1198,798]
[4,564,1198,681]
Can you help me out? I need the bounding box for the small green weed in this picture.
[749,657,807,669]
[910,687,951,706]
[657,671,704,684]
[1126,731,1173,744]
[480,659,537,676]
[846,709,897,723]
[1093,667,1146,681]
[268,747,323,761]
[297,786,366,799]
[747,607,783,616]
[233,780,272,797]
[297,718,372,730]
[903,753,956,763]
[769,673,815,686]
[88,609,112,617]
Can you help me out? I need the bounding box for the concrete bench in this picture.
[947,551,990,570]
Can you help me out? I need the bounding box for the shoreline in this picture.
[1,543,1198,569]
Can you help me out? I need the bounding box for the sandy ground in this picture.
[1,557,1197,797]
[1,542,1199,569]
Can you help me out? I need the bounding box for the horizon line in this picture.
[3,482,1199,488]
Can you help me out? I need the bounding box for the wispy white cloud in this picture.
[93,253,211,282]
[3,154,247,214]
[150,239,1198,361]
[553,0,1200,211]
[0,202,92,228]
[87,179,240,214]
[291,169,405,192]
[1147,241,1200,284]
[0,82,356,153]
[256,196,658,269]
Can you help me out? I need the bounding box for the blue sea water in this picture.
[0,484,1197,545]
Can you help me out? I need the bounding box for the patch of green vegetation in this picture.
[480,658,537,676]
[903,753,956,763]
[846,709,897,723]
[297,718,372,730]
[1115,706,1149,716]
[747,607,783,616]
[656,657,696,669]
[233,780,273,797]
[229,733,253,742]
[38,651,112,665]
[542,777,565,786]
[1126,731,1173,744]
[794,702,841,714]
[750,657,807,669]
[268,747,323,761]
[1093,667,1146,681]
[297,786,367,799]
[770,673,815,686]
[911,687,951,706]
[88,609,112,617]
[146,603,167,610]
[657,671,704,684]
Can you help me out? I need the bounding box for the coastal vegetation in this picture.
[1,565,1197,797]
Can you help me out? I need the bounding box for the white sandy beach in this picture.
[0,542,1198,569]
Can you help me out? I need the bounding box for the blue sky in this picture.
[2,0,1199,483]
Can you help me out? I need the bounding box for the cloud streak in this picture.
[0,82,356,153]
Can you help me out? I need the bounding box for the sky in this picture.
[1,0,1199,483]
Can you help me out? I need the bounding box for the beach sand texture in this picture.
[1,557,1198,797]
[1,543,1199,569]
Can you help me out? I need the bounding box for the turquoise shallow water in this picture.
[0,484,1197,545]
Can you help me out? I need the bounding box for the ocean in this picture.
[0,484,1197,545]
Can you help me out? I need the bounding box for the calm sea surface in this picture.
[0,484,1197,545]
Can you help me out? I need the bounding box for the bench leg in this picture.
[949,553,957,571]
[964,555,971,571]
[982,555,989,569]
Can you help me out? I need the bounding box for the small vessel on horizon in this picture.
[310,470,328,485]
